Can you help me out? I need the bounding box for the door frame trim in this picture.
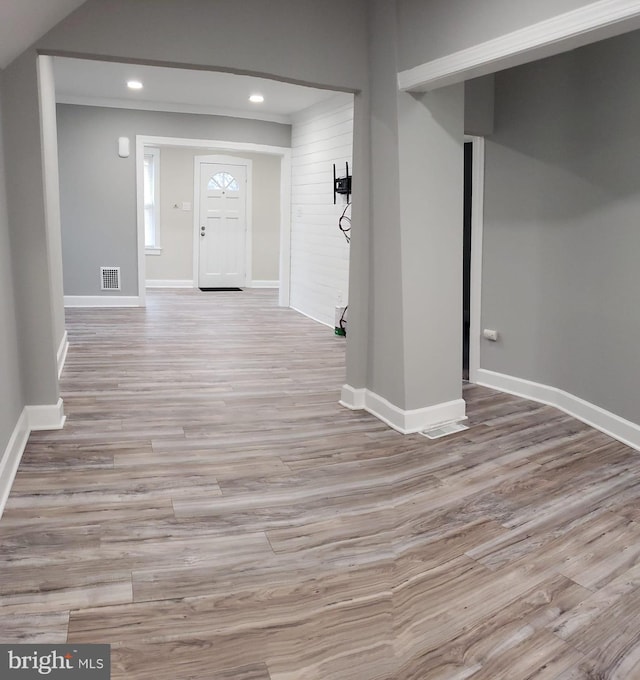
[194,155,253,288]
[136,135,292,306]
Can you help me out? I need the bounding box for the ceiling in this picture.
[0,1,342,122]
[0,0,87,69]
[53,58,342,124]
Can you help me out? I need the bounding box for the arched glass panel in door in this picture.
[207,172,240,191]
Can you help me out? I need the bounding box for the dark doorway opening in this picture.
[462,141,473,381]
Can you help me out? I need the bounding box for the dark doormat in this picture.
[199,287,243,292]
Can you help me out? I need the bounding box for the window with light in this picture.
[144,148,161,252]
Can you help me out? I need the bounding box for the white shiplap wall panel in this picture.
[293,119,353,141]
[292,133,354,155]
[290,93,354,327]
[293,106,353,137]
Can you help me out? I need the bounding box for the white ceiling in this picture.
[0,0,87,69]
[53,58,342,124]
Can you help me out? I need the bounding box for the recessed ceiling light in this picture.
[127,80,143,90]
[249,94,264,103]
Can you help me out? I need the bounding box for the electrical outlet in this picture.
[336,292,343,305]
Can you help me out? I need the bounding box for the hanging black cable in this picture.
[335,170,352,334]
[339,200,351,244]
[339,304,348,334]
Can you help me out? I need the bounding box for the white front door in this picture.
[198,162,248,288]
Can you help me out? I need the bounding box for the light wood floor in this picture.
[1,289,639,679]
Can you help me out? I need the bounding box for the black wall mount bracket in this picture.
[333,162,352,204]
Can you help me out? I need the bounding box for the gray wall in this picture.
[145,146,281,283]
[39,57,66,354]
[146,146,194,282]
[0,81,26,454]
[397,0,598,71]
[2,52,60,408]
[397,84,464,411]
[364,0,464,412]
[40,0,369,91]
[246,154,281,282]
[57,104,289,296]
[365,0,406,407]
[464,75,495,137]
[482,29,640,424]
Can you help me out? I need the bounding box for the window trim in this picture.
[144,147,161,253]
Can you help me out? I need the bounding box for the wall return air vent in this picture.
[100,267,121,291]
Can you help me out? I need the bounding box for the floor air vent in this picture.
[100,267,121,291]
[420,421,468,440]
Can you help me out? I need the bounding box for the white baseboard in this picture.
[0,399,66,519]
[26,398,66,431]
[250,280,279,289]
[290,305,333,329]
[64,296,142,307]
[145,279,195,289]
[57,330,69,378]
[341,385,367,410]
[476,369,640,452]
[340,384,467,435]
[0,410,30,519]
